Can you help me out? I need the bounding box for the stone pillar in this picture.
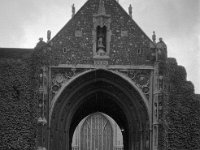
[152,39,168,150]
[37,66,48,150]
[152,62,159,150]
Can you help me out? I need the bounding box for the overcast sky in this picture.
[0,0,199,93]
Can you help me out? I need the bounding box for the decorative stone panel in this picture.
[51,68,88,100]
[112,69,151,100]
[121,30,128,37]
[50,67,151,102]
[75,30,82,37]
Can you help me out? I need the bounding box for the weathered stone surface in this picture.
[46,0,153,66]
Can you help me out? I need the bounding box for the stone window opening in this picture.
[137,49,143,55]
[63,47,68,53]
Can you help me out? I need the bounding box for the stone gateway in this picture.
[0,0,200,150]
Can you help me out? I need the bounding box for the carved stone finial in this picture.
[129,4,132,18]
[37,117,47,125]
[47,30,51,42]
[72,4,75,17]
[98,0,106,15]
[152,31,156,43]
[39,37,43,42]
[157,37,167,49]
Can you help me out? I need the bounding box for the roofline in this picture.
[49,0,154,45]
[50,0,91,42]
[0,47,34,59]
[0,47,34,50]
[114,0,154,44]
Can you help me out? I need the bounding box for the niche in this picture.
[96,26,107,56]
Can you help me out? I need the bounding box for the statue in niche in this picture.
[96,26,107,56]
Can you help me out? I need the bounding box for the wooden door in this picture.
[80,113,113,150]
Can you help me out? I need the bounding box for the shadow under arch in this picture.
[50,69,150,119]
[49,69,151,150]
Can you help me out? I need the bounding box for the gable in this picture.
[49,0,153,66]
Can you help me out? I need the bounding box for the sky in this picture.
[0,0,199,93]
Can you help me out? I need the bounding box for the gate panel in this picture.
[80,113,113,150]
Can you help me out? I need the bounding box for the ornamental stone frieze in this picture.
[50,67,152,101]
[51,68,88,98]
[111,69,151,100]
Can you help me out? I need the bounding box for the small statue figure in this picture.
[98,37,104,48]
[96,26,107,56]
[97,39,105,56]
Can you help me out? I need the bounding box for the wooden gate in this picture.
[80,113,113,150]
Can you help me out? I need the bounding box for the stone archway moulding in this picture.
[45,65,155,150]
[49,68,152,124]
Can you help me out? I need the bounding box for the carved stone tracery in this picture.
[50,68,151,101]
[112,69,151,100]
[51,68,87,98]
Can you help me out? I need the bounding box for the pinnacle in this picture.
[98,0,106,15]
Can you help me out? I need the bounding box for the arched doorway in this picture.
[50,69,150,150]
[71,112,124,150]
[78,113,113,150]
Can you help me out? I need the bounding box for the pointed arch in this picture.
[49,69,151,150]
